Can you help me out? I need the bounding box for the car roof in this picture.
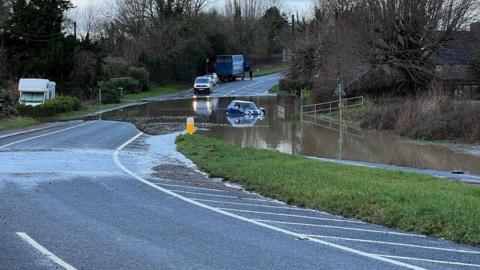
[230,100,255,104]
[196,76,210,80]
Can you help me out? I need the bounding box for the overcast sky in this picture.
[70,0,313,14]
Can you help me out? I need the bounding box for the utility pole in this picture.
[73,22,77,41]
[73,21,77,67]
[291,14,295,38]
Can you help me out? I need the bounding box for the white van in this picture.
[193,76,214,95]
[18,79,56,106]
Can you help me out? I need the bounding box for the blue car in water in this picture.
[225,100,266,116]
[227,114,265,128]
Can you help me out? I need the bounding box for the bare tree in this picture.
[292,0,480,97]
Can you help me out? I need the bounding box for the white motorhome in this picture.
[18,79,56,106]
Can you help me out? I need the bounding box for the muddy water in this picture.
[99,95,480,175]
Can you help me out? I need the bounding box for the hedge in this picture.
[18,96,81,118]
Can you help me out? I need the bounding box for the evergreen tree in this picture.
[4,0,73,79]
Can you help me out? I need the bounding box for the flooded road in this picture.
[99,95,480,176]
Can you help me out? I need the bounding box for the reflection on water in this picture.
[99,95,480,175]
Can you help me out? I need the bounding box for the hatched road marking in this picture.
[113,132,427,270]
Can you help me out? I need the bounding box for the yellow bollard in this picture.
[186,117,196,135]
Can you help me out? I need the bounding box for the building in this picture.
[431,22,480,99]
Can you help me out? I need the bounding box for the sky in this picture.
[70,0,313,15]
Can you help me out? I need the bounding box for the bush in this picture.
[100,82,121,104]
[18,96,81,118]
[0,89,18,119]
[279,78,311,95]
[128,66,150,91]
[359,90,480,143]
[111,77,140,94]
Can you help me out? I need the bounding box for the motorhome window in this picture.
[20,92,44,103]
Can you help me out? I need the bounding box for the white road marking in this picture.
[379,255,480,268]
[0,121,94,149]
[16,232,77,270]
[113,133,427,270]
[192,198,313,211]
[0,123,62,139]
[219,208,365,224]
[309,235,480,254]
[221,79,272,96]
[172,190,269,202]
[156,183,230,192]
[257,220,424,237]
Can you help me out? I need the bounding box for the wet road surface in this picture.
[1,123,480,270]
[146,73,281,101]
[1,75,480,270]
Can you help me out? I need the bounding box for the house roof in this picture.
[431,31,480,65]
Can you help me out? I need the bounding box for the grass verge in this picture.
[0,117,41,131]
[176,134,480,246]
[46,102,128,121]
[254,65,287,77]
[268,84,280,93]
[0,84,185,131]
[122,84,186,101]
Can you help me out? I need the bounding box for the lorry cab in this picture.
[18,79,56,107]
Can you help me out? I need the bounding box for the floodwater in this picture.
[99,95,480,175]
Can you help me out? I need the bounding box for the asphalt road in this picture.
[147,73,282,101]
[1,75,480,270]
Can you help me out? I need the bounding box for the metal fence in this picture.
[302,96,365,117]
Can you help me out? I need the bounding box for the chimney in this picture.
[471,22,480,33]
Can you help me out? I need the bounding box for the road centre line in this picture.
[219,208,365,224]
[379,255,480,268]
[113,133,427,270]
[256,220,425,237]
[0,121,94,149]
[308,235,480,254]
[172,190,269,202]
[222,80,269,97]
[16,232,77,270]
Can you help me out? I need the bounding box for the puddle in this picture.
[96,95,480,175]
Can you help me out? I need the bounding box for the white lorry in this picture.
[18,79,56,106]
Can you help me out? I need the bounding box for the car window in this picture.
[196,79,209,83]
[241,103,256,110]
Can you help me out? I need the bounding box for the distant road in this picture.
[1,75,480,270]
[146,73,282,101]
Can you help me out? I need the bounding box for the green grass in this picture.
[176,134,480,246]
[122,84,186,101]
[319,104,365,126]
[46,102,128,121]
[0,117,41,131]
[0,84,185,131]
[254,65,287,77]
[268,84,280,93]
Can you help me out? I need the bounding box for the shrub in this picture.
[279,78,311,95]
[359,89,480,143]
[18,96,81,118]
[128,66,150,91]
[100,82,121,104]
[0,89,18,119]
[111,77,140,94]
